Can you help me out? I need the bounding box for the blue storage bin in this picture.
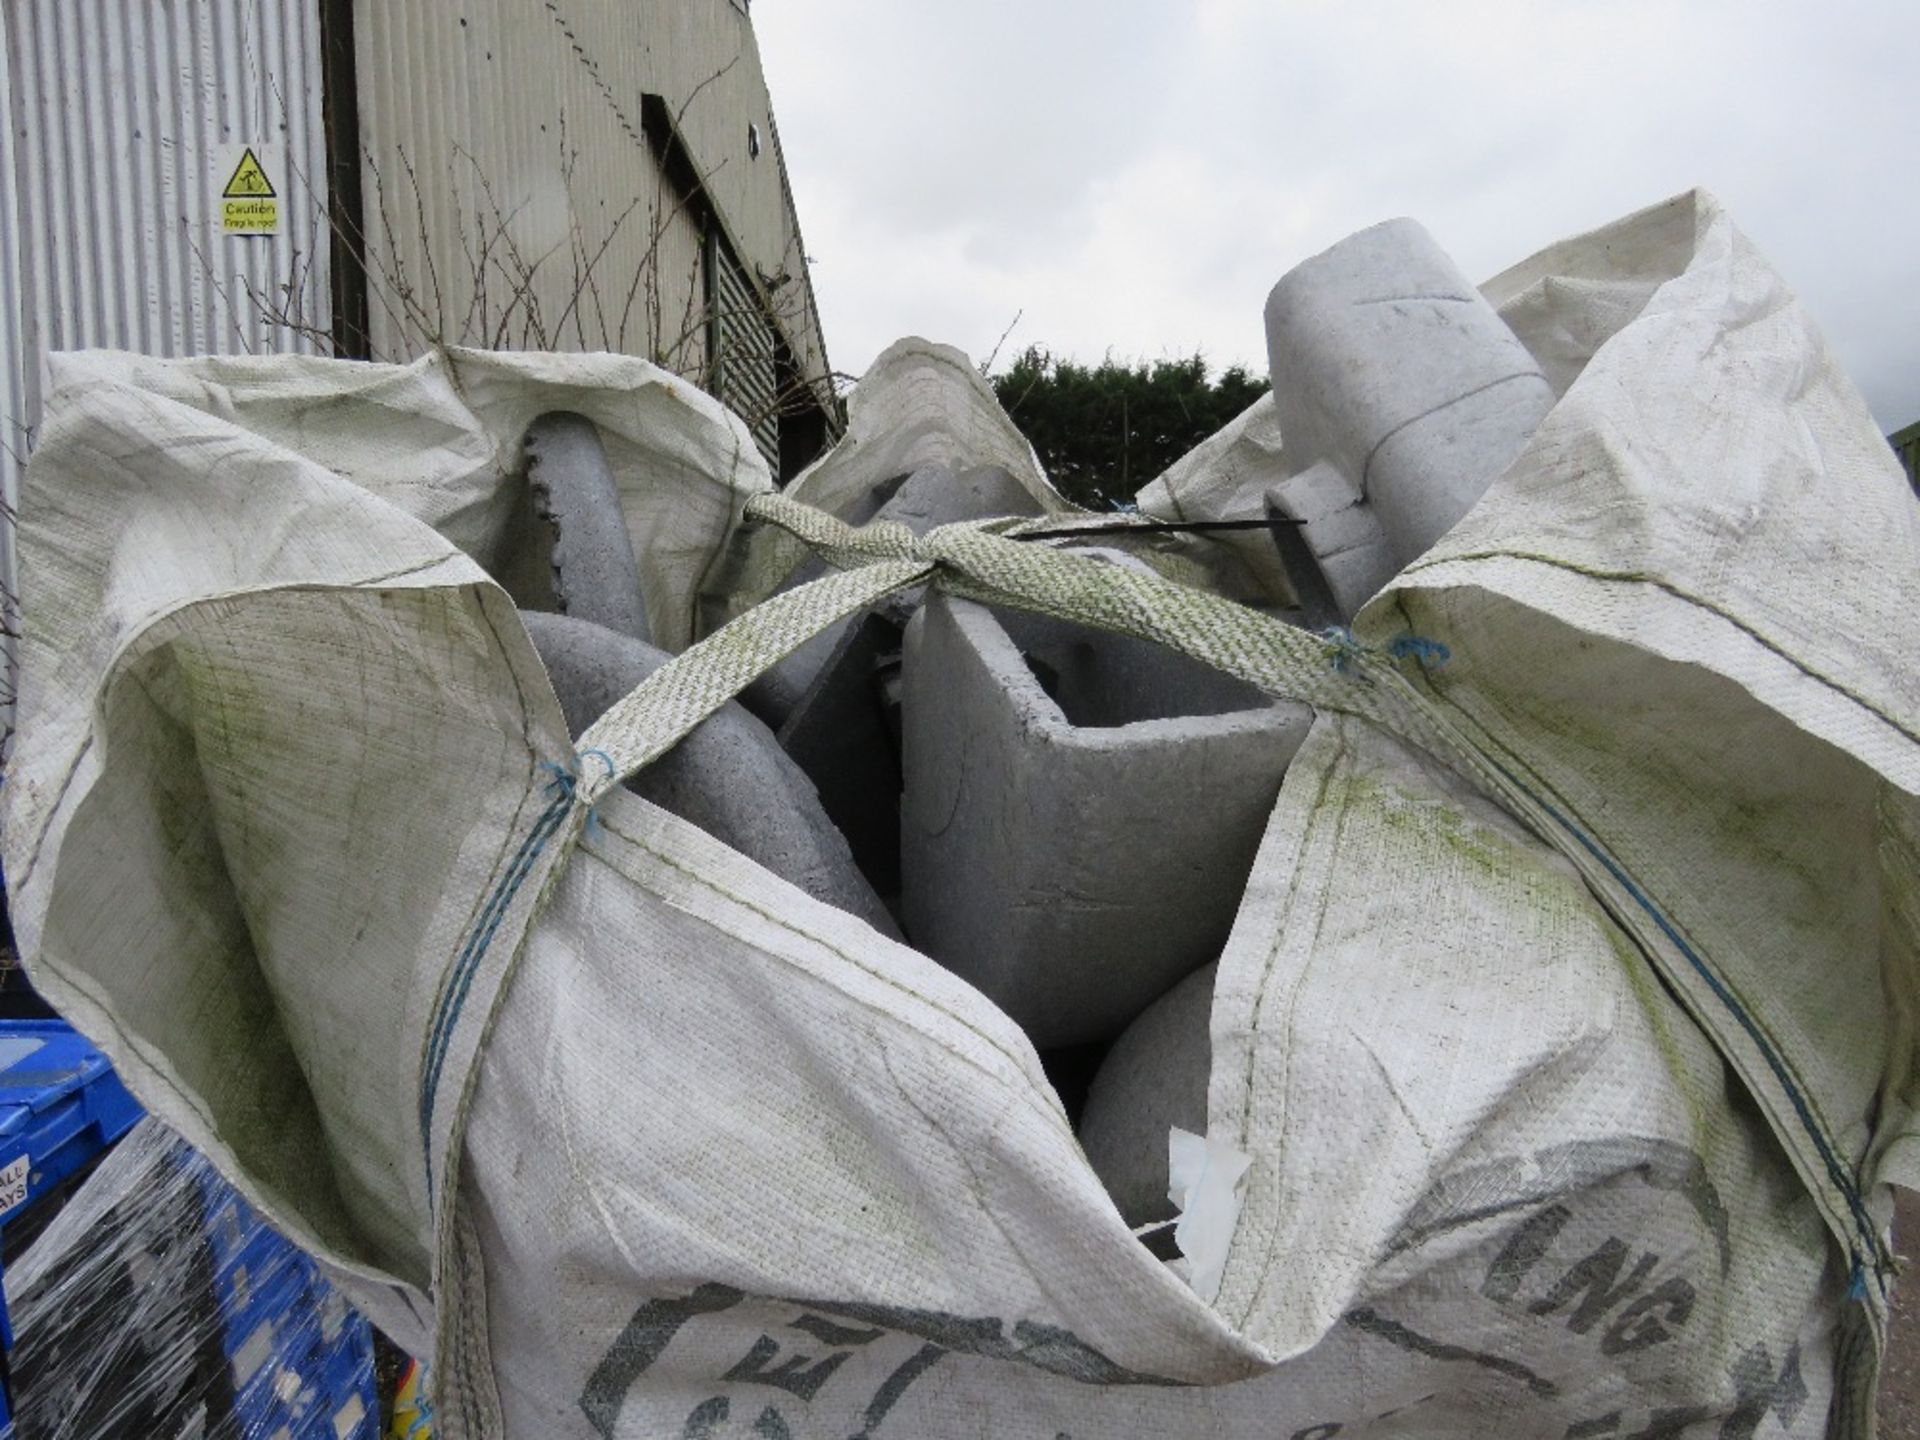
[0,1020,142,1230]
[0,1018,142,1436]
[178,1142,380,1438]
[0,1024,379,1438]
[231,1300,376,1440]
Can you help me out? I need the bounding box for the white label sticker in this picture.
[0,1038,46,1074]
[233,1320,276,1386]
[0,1153,31,1217]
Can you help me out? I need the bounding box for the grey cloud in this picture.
[761,1,1920,428]
[777,3,1190,238]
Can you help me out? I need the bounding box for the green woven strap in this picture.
[570,492,1891,1296]
[576,493,1463,804]
[573,550,930,787]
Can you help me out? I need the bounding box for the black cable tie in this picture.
[1011,517,1304,542]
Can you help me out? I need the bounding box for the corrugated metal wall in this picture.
[710,235,778,467]
[5,0,331,377]
[355,2,610,357]
[0,6,25,724]
[353,1,707,368]
[0,0,329,742]
[351,0,827,398]
[654,4,829,390]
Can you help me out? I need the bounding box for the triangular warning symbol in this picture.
[222,148,275,199]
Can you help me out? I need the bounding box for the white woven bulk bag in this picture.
[0,346,776,1351]
[1,191,1913,1438]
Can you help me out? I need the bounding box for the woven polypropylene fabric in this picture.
[5,190,1914,1439]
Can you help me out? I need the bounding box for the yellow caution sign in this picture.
[218,144,280,235]
[223,147,274,197]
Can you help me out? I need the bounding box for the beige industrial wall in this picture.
[352,0,829,399]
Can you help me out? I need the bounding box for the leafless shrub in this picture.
[223,57,843,456]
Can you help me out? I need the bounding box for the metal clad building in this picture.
[1892,420,1919,495]
[0,2,835,710]
[0,0,830,413]
[4,0,332,391]
[0,4,23,707]
[346,0,834,464]
[0,0,333,733]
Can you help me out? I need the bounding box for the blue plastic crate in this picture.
[231,1298,376,1440]
[0,1020,142,1230]
[306,1325,378,1440]
[0,1023,376,1438]
[223,1250,320,1361]
[180,1148,379,1438]
[0,1019,142,1437]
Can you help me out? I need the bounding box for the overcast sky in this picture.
[755,1,1920,431]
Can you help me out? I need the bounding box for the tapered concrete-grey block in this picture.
[876,461,1042,535]
[522,411,652,644]
[1264,463,1400,626]
[772,543,1144,905]
[776,611,906,898]
[1263,219,1554,614]
[1078,961,1215,1228]
[900,592,1310,1047]
[744,462,1046,727]
[738,624,844,731]
[522,611,900,939]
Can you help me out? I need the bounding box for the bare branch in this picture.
[982,309,1024,377]
[397,147,448,341]
[673,54,742,131]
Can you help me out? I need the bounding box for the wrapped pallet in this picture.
[6,1117,378,1438]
